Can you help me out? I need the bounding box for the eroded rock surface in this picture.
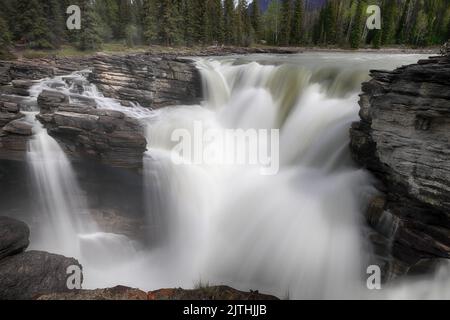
[91,53,202,108]
[351,49,450,276]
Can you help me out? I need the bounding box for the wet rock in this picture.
[36,286,147,300]
[351,51,450,274]
[91,53,202,108]
[37,105,147,169]
[0,251,82,300]
[147,286,279,300]
[37,90,69,113]
[3,119,33,136]
[0,216,30,260]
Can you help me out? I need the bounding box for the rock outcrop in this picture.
[37,286,148,301]
[37,105,147,169]
[91,53,202,108]
[350,49,450,277]
[0,98,30,161]
[0,217,82,300]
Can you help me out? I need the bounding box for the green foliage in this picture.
[2,0,449,53]
[280,0,293,45]
[291,0,304,45]
[76,0,103,51]
[350,0,366,49]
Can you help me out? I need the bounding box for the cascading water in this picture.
[18,53,450,299]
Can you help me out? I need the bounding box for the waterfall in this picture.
[24,74,140,283]
[17,52,449,298]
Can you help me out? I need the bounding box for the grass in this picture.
[20,42,150,59]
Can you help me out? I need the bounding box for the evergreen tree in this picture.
[251,0,262,41]
[350,0,365,48]
[381,0,398,45]
[324,1,337,44]
[77,0,103,51]
[158,0,182,46]
[291,0,304,45]
[143,0,158,44]
[0,14,12,59]
[223,0,235,45]
[280,0,293,45]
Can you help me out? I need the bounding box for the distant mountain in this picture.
[252,0,327,13]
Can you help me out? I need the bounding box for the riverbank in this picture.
[3,44,441,61]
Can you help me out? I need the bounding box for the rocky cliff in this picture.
[91,53,202,108]
[350,47,450,277]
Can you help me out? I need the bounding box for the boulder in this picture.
[0,216,30,260]
[0,251,82,300]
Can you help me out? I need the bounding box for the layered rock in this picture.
[350,49,450,276]
[37,104,147,169]
[91,53,202,108]
[0,217,82,300]
[0,99,31,161]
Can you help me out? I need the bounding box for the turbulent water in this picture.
[20,52,450,299]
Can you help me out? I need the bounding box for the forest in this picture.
[0,0,449,59]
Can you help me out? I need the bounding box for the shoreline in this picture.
[3,45,441,62]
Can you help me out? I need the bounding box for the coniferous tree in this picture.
[280,0,293,46]
[143,0,158,44]
[77,0,103,51]
[324,1,337,44]
[223,0,235,45]
[350,0,366,48]
[291,0,304,45]
[251,0,262,41]
[0,14,12,59]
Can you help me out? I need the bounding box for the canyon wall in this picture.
[350,48,450,277]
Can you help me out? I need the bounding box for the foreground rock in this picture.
[0,99,29,161]
[147,286,279,300]
[37,286,147,301]
[0,216,83,300]
[37,286,279,300]
[0,216,29,260]
[0,251,82,300]
[350,48,450,276]
[91,53,202,108]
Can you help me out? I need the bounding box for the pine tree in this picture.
[324,1,337,44]
[291,0,304,45]
[223,0,235,45]
[77,0,102,51]
[381,0,399,45]
[0,14,12,59]
[251,0,262,41]
[158,0,182,46]
[350,0,365,49]
[143,0,158,44]
[280,0,293,45]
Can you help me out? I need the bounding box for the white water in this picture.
[21,53,450,299]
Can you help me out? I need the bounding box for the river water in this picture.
[20,52,450,299]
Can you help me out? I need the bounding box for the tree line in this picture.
[0,0,449,58]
